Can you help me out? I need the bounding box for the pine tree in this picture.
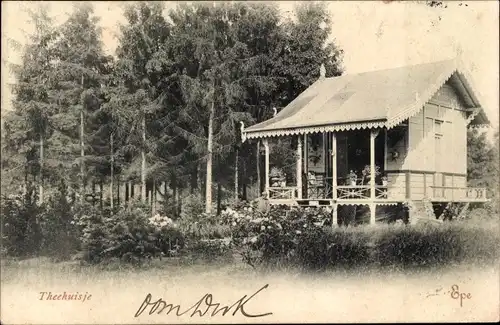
[111,2,172,204]
[49,2,111,201]
[3,3,58,201]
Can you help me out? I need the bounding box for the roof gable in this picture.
[242,58,490,140]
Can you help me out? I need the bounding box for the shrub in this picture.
[224,204,500,271]
[180,192,205,220]
[376,224,465,267]
[221,204,332,269]
[0,184,44,257]
[77,201,185,265]
[178,212,232,240]
[39,181,80,259]
[184,238,233,262]
[300,227,374,270]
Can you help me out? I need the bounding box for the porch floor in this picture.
[269,197,488,207]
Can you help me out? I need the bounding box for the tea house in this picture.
[240,58,491,225]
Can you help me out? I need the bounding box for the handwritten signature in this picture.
[135,284,273,318]
[426,284,472,307]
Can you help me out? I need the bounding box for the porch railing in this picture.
[336,185,406,200]
[430,186,487,201]
[268,187,297,200]
[268,184,487,202]
[337,185,370,199]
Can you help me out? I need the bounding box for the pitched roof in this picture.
[242,58,490,140]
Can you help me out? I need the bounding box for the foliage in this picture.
[467,128,499,214]
[39,180,80,259]
[2,1,345,220]
[77,201,184,265]
[221,204,499,271]
[1,3,57,195]
[0,184,44,257]
[347,170,357,182]
[179,192,205,221]
[220,204,332,268]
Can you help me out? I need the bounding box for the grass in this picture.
[1,256,499,324]
[256,219,500,272]
[2,218,499,323]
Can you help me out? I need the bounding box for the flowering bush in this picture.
[77,201,184,265]
[218,203,332,268]
[219,203,499,271]
[149,213,177,229]
[178,212,232,240]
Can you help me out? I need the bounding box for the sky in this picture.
[1,1,499,127]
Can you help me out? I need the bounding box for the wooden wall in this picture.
[386,172,407,199]
[403,80,469,198]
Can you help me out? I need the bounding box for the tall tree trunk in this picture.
[177,189,182,217]
[217,182,222,216]
[199,163,204,197]
[39,135,44,204]
[99,179,103,210]
[117,175,120,208]
[80,75,85,203]
[242,159,247,201]
[205,90,215,213]
[152,179,157,217]
[92,182,96,207]
[234,148,239,202]
[172,178,177,218]
[125,180,129,202]
[23,171,28,196]
[190,164,198,194]
[141,111,146,202]
[110,133,114,211]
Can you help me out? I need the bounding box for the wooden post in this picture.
[383,127,388,172]
[256,141,261,195]
[331,132,337,200]
[296,135,302,199]
[332,204,338,228]
[263,139,270,197]
[303,134,308,172]
[304,134,308,198]
[370,129,377,225]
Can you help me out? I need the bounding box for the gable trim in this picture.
[244,120,386,140]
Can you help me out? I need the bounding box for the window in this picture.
[435,120,443,135]
[435,134,442,172]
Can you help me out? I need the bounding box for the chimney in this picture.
[319,63,326,79]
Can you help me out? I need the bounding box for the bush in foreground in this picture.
[77,201,185,265]
[1,186,43,257]
[221,204,500,271]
